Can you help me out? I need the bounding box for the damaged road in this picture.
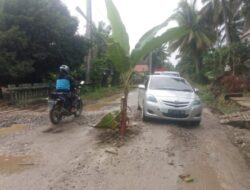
[1,90,250,190]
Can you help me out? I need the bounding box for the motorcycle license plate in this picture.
[48,100,56,110]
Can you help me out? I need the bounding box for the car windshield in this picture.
[149,76,193,92]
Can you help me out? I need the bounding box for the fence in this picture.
[1,83,52,104]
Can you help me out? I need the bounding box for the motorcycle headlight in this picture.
[146,95,158,103]
[192,99,201,106]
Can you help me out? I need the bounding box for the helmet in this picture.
[59,65,70,73]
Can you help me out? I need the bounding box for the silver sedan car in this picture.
[138,75,202,125]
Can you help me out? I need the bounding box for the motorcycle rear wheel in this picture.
[74,100,83,117]
[49,104,62,124]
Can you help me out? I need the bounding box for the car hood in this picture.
[147,89,196,102]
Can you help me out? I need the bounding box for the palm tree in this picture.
[241,0,250,32]
[168,0,216,76]
[92,21,111,58]
[149,44,171,72]
[201,0,246,45]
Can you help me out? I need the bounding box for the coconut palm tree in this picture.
[241,0,250,31]
[91,21,111,58]
[168,0,216,76]
[201,0,246,45]
[151,45,171,72]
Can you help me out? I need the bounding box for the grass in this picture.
[244,91,250,97]
[81,86,123,101]
[196,84,243,114]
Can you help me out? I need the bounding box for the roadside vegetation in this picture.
[0,0,121,89]
[196,84,243,114]
[0,0,89,84]
[81,86,122,101]
[169,0,250,116]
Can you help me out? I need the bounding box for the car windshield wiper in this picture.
[154,88,192,92]
[180,89,193,92]
[153,87,176,90]
[153,87,192,92]
[171,89,193,92]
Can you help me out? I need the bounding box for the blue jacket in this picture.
[56,72,74,92]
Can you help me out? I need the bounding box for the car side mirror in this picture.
[194,88,199,93]
[138,84,145,89]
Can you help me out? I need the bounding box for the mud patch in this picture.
[99,94,122,103]
[96,126,141,147]
[85,94,121,112]
[0,155,33,174]
[0,124,30,136]
[85,103,112,112]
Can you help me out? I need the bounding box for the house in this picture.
[134,64,149,73]
[154,67,168,72]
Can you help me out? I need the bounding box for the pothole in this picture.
[0,124,30,136]
[85,94,121,112]
[0,155,33,174]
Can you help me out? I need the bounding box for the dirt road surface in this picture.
[1,90,250,190]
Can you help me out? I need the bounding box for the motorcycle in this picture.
[48,81,84,124]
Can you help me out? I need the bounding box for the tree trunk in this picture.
[149,52,153,74]
[221,0,231,45]
[120,85,128,136]
[195,53,203,77]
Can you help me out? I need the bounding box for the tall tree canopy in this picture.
[0,0,89,84]
[168,0,216,76]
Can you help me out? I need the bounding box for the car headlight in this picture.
[192,99,201,106]
[146,95,158,103]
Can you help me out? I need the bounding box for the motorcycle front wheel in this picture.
[74,100,83,117]
[49,104,62,124]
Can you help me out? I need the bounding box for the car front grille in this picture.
[163,100,189,108]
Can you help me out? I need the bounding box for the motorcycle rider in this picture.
[56,65,76,112]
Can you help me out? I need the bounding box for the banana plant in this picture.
[105,0,188,135]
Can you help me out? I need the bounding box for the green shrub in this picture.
[197,84,243,114]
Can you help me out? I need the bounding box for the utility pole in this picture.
[85,0,92,84]
[76,0,92,84]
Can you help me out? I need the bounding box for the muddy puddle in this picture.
[0,124,30,136]
[0,155,33,174]
[85,94,121,112]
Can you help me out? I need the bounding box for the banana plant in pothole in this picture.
[95,111,120,129]
[97,0,189,135]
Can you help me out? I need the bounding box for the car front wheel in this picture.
[137,102,141,110]
[190,120,201,126]
[141,102,149,122]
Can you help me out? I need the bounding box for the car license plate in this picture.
[168,109,186,115]
[160,107,169,113]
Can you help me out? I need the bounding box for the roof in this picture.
[134,64,148,73]
[154,67,168,72]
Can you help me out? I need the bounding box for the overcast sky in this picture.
[61,0,181,49]
[61,0,202,65]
